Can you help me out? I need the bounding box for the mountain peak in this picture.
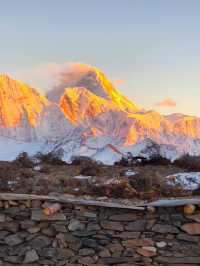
[60,86,117,125]
[47,64,139,113]
[0,74,48,127]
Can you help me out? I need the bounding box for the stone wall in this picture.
[0,199,200,265]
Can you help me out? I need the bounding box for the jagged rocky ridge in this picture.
[1,65,200,164]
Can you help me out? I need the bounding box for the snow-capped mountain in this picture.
[1,64,200,164]
[47,65,139,114]
[0,75,48,141]
[0,75,75,142]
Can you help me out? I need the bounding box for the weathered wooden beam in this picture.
[1,193,200,209]
[146,198,200,207]
[0,193,145,210]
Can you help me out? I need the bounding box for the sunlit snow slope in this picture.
[1,64,200,164]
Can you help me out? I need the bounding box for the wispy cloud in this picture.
[113,79,125,87]
[13,62,93,92]
[155,98,177,107]
[13,62,128,96]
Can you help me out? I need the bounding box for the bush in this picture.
[71,156,94,166]
[115,157,129,167]
[115,154,171,167]
[80,165,101,176]
[173,154,200,171]
[64,176,94,195]
[71,156,102,176]
[14,152,34,168]
[34,149,66,165]
[91,178,138,198]
[115,155,148,167]
[145,155,171,166]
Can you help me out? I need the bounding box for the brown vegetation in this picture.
[115,154,171,167]
[34,149,66,165]
[14,152,34,168]
[0,152,199,200]
[173,154,200,171]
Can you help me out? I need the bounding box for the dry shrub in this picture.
[14,152,34,168]
[160,184,192,198]
[115,157,130,167]
[128,174,167,200]
[173,154,200,171]
[115,155,148,167]
[91,179,138,198]
[34,149,66,166]
[115,154,171,167]
[64,174,138,198]
[63,176,94,195]
[0,162,17,179]
[38,165,51,174]
[145,155,171,166]
[19,168,34,179]
[80,165,101,176]
[71,156,90,165]
[72,156,103,176]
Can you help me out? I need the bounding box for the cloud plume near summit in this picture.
[14,63,99,93]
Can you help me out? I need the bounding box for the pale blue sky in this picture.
[1,0,200,115]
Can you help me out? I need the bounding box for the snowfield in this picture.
[0,137,42,161]
[0,136,185,165]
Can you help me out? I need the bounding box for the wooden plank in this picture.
[0,193,145,210]
[147,198,200,207]
[1,193,200,209]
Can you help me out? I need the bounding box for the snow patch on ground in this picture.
[125,170,137,177]
[166,172,200,191]
[104,178,122,185]
[73,175,92,180]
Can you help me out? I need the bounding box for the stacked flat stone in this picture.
[0,199,199,265]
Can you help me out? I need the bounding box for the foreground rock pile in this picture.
[0,198,200,265]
